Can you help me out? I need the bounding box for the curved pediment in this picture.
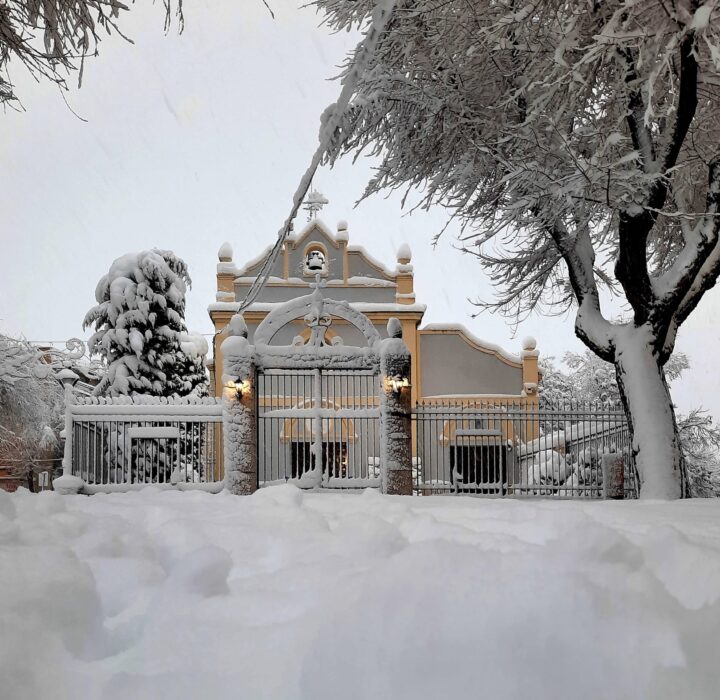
[249,278,383,372]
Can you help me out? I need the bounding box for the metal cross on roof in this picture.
[303,187,329,221]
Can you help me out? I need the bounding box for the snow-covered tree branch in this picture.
[0,334,63,483]
[0,1,184,107]
[314,0,720,498]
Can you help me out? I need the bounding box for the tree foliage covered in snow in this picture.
[0,334,63,481]
[314,0,720,497]
[540,352,689,407]
[541,351,720,496]
[0,1,184,107]
[83,249,208,398]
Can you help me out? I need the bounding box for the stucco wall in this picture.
[243,249,285,279]
[419,332,522,396]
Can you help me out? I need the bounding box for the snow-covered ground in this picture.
[2,487,720,700]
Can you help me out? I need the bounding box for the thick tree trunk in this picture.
[613,329,683,499]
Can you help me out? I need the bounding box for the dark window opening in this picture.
[291,442,348,479]
[450,445,506,494]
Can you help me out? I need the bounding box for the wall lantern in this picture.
[226,378,251,401]
[385,375,410,395]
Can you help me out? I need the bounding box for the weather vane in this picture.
[303,185,329,221]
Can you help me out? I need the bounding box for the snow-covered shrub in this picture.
[527,450,571,494]
[84,249,208,398]
[0,335,63,485]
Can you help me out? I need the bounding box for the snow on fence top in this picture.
[73,395,220,405]
[519,418,627,457]
[69,395,222,418]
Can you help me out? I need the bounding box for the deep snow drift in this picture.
[2,487,720,700]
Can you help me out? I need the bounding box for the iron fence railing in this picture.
[412,400,638,499]
[67,397,223,493]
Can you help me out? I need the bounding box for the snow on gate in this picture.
[63,395,223,493]
[256,367,382,488]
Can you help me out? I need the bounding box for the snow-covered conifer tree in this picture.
[313,0,720,498]
[84,250,208,398]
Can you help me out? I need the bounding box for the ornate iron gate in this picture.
[257,368,381,488]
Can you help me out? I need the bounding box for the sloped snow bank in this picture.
[2,486,720,699]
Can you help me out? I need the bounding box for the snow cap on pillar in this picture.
[218,242,233,262]
[226,313,248,338]
[387,317,403,339]
[336,220,349,242]
[521,336,539,357]
[396,243,412,265]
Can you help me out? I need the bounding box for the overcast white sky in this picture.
[1,1,718,416]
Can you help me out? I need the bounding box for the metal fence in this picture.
[412,400,638,499]
[256,368,381,488]
[68,397,223,493]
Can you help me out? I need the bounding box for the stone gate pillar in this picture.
[602,453,625,500]
[380,318,413,496]
[221,314,258,495]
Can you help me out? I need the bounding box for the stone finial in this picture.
[336,220,349,243]
[522,336,537,352]
[387,317,403,339]
[226,313,248,338]
[396,243,412,265]
[218,242,233,262]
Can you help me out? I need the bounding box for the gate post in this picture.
[53,384,85,495]
[602,453,625,500]
[222,314,258,495]
[380,318,413,495]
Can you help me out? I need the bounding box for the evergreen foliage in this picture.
[83,249,208,398]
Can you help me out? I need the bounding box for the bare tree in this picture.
[314,0,720,498]
[0,1,184,107]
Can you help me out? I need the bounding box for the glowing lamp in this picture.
[226,378,251,400]
[385,375,410,394]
